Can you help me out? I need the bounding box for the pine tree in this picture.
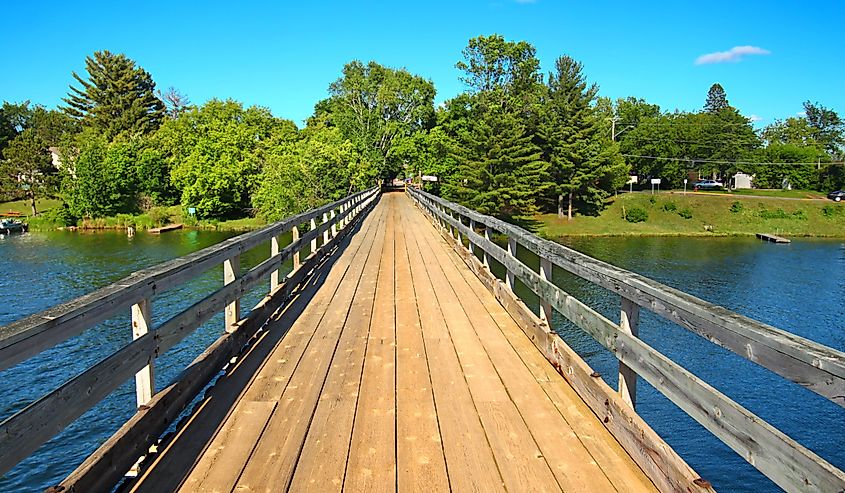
[62,51,165,139]
[704,83,729,113]
[540,56,627,219]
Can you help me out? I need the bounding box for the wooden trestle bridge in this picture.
[0,188,844,492]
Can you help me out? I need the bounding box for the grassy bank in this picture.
[2,200,268,233]
[537,192,845,238]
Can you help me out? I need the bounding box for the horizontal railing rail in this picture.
[0,187,380,486]
[407,186,845,493]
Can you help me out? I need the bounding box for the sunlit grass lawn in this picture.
[0,198,62,216]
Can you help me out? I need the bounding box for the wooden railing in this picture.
[0,187,380,490]
[407,186,845,493]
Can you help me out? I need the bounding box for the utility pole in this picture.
[611,116,618,142]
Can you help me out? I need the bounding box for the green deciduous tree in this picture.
[160,99,296,218]
[253,124,360,220]
[540,56,628,219]
[62,50,165,139]
[802,101,844,156]
[315,61,435,181]
[1,128,56,215]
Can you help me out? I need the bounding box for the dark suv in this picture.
[828,190,845,202]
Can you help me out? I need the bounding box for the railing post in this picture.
[322,212,330,245]
[224,255,240,333]
[132,298,154,408]
[619,297,641,408]
[506,237,517,291]
[270,234,281,292]
[539,257,553,324]
[483,226,492,268]
[310,218,318,254]
[330,210,337,238]
[469,219,476,256]
[291,226,301,272]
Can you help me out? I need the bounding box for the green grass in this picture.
[681,188,826,199]
[538,192,845,238]
[0,198,62,216]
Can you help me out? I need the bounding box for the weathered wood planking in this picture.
[408,188,845,409]
[410,193,707,493]
[411,189,845,493]
[55,191,381,493]
[0,188,378,372]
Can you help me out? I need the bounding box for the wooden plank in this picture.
[0,188,378,372]
[57,192,382,493]
[224,254,241,332]
[408,191,710,493]
[344,194,398,492]
[176,401,275,492]
[392,204,449,492]
[287,202,387,492]
[408,188,845,409]
[404,210,506,493]
[618,298,640,409]
[147,223,183,234]
[410,202,626,492]
[234,204,388,492]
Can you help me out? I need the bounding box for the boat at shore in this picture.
[0,218,28,235]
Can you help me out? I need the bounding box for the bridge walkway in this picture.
[126,192,657,492]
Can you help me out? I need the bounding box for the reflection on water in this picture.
[0,229,292,492]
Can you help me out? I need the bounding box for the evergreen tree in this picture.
[704,83,729,113]
[62,50,165,139]
[540,56,628,219]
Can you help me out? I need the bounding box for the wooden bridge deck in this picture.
[126,193,657,493]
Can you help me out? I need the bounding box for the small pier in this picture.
[756,232,791,243]
[148,223,183,234]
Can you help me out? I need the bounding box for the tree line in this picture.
[1,36,843,224]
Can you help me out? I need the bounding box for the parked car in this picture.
[693,179,723,190]
[828,190,845,202]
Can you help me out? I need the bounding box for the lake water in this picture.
[1,231,843,492]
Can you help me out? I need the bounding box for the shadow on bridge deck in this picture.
[121,193,657,493]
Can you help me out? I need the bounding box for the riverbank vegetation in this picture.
[1,36,843,233]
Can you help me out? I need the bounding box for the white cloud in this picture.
[749,114,763,122]
[695,45,771,65]
[796,111,807,117]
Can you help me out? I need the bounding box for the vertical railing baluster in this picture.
[483,226,492,268]
[224,255,240,333]
[330,209,337,238]
[132,298,154,407]
[322,212,330,245]
[540,257,553,324]
[469,219,476,256]
[292,226,301,272]
[310,217,318,255]
[270,233,281,292]
[506,237,517,291]
[619,297,641,408]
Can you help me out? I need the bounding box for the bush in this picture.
[42,204,78,227]
[648,195,657,205]
[758,208,806,220]
[624,207,649,223]
[678,208,693,219]
[148,207,173,227]
[662,201,677,212]
[729,201,744,213]
[822,204,843,218]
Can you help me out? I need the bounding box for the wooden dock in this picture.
[756,232,791,243]
[124,193,657,492]
[148,223,183,234]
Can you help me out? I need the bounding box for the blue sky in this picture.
[3,1,843,127]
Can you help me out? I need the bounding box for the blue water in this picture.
[1,231,843,492]
[546,236,845,492]
[0,229,288,492]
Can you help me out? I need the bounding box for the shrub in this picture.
[648,195,657,205]
[821,204,843,218]
[662,201,677,212]
[678,208,693,219]
[759,208,790,219]
[148,207,173,227]
[729,201,744,213]
[625,207,649,223]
